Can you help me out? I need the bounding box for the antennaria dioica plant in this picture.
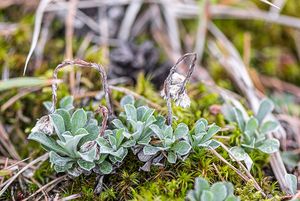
[28,54,286,199]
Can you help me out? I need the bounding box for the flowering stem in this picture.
[163,53,197,125]
[95,105,108,137]
[50,59,113,117]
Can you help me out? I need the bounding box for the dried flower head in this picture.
[161,72,191,108]
[31,115,53,135]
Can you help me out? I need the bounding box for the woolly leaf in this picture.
[49,114,65,141]
[59,96,74,111]
[49,151,73,166]
[99,160,113,174]
[77,159,95,171]
[229,146,247,161]
[71,109,87,133]
[28,132,67,155]
[143,145,160,155]
[120,95,135,107]
[256,99,274,123]
[55,109,71,131]
[245,117,258,136]
[285,173,297,195]
[124,104,137,121]
[257,139,279,154]
[167,151,177,164]
[174,123,189,139]
[201,124,220,143]
[211,182,227,201]
[172,141,191,155]
[201,190,214,201]
[260,121,279,134]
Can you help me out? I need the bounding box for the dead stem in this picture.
[163,53,197,125]
[50,59,113,117]
[218,142,266,197]
[0,153,49,197]
[22,174,67,201]
[95,105,108,137]
[209,147,249,182]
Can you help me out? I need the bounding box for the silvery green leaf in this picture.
[154,115,166,128]
[222,104,235,122]
[28,132,68,155]
[132,122,144,140]
[108,135,117,149]
[43,101,52,112]
[111,119,125,129]
[174,123,189,139]
[260,121,279,134]
[59,133,88,157]
[195,118,208,133]
[79,143,98,162]
[244,154,253,171]
[54,163,73,173]
[122,139,136,147]
[115,128,125,147]
[143,146,160,155]
[49,114,65,141]
[77,159,95,171]
[201,190,214,201]
[59,96,74,111]
[225,195,240,201]
[96,137,110,147]
[186,191,197,201]
[61,131,72,141]
[245,117,258,136]
[141,107,155,122]
[68,167,83,177]
[194,177,210,193]
[233,108,245,130]
[71,109,87,133]
[49,151,73,166]
[257,139,279,154]
[99,160,113,174]
[167,151,177,164]
[75,128,89,135]
[104,130,113,136]
[208,140,220,149]
[138,136,151,145]
[124,104,137,121]
[200,124,220,143]
[113,148,128,162]
[123,131,132,139]
[111,147,126,157]
[100,146,114,154]
[150,124,163,139]
[172,141,191,156]
[137,106,147,121]
[96,154,108,164]
[55,109,71,131]
[120,95,135,107]
[80,125,100,146]
[164,126,173,138]
[256,99,274,123]
[229,146,247,161]
[224,182,234,196]
[210,182,227,201]
[285,173,297,195]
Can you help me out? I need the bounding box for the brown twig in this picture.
[50,59,113,117]
[95,105,108,137]
[163,53,197,125]
[22,174,67,201]
[0,153,49,196]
